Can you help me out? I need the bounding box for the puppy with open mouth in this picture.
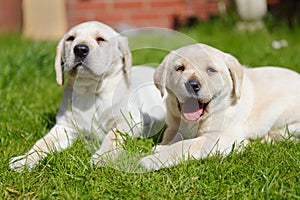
[9,21,165,172]
[141,43,300,170]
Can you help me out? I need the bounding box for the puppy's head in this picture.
[154,44,243,122]
[55,21,132,86]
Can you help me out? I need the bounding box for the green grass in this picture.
[1,18,300,199]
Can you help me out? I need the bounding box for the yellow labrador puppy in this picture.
[10,21,165,172]
[141,43,300,170]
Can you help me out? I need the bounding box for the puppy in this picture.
[9,21,165,172]
[141,43,300,170]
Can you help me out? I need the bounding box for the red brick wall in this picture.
[66,0,179,29]
[66,0,219,29]
[0,0,220,33]
[0,0,22,33]
[0,0,285,34]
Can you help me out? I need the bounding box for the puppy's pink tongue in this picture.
[182,98,203,121]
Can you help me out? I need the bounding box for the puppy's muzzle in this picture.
[185,79,201,94]
[74,44,89,60]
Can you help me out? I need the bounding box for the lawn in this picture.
[1,18,300,199]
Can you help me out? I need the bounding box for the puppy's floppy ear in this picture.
[118,36,132,85]
[55,36,65,86]
[154,56,169,97]
[225,54,244,101]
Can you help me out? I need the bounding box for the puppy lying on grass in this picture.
[9,21,165,172]
[141,43,300,170]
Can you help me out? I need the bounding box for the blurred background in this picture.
[0,0,299,40]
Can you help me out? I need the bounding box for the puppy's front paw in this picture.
[90,148,120,167]
[90,152,107,167]
[9,155,38,172]
[91,132,122,167]
[152,144,167,153]
[140,155,163,171]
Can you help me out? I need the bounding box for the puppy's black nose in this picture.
[186,79,201,93]
[74,44,89,58]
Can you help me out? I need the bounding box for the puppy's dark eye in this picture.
[96,37,106,43]
[66,36,75,42]
[176,65,185,72]
[207,67,217,73]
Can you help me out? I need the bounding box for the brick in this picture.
[0,0,22,32]
[131,12,166,21]
[76,1,107,10]
[113,1,144,9]
[64,0,220,30]
[94,13,126,23]
[150,0,181,8]
[131,18,173,28]
[128,13,174,26]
